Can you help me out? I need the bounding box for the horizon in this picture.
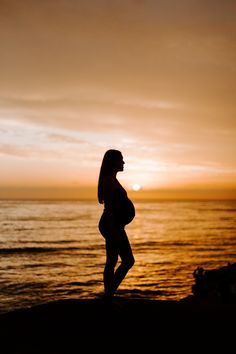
[0,186,235,201]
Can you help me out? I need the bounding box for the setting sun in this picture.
[132,183,141,192]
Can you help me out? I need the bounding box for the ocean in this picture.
[0,199,235,314]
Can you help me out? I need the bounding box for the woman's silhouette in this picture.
[98,149,135,298]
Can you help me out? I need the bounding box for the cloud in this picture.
[47,133,86,144]
[0,0,235,95]
[0,143,61,159]
[0,87,235,168]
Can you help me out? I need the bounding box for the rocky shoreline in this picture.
[1,297,235,353]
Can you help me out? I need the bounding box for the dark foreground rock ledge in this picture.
[1,297,235,353]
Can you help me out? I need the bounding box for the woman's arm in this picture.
[103,176,121,240]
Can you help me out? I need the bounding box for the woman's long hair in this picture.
[97,149,122,204]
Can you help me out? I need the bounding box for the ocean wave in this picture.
[16,239,78,244]
[117,288,167,298]
[13,226,80,231]
[10,215,90,222]
[0,246,79,255]
[206,226,236,230]
[205,208,236,212]
[0,281,49,294]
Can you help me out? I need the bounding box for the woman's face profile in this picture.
[115,154,125,172]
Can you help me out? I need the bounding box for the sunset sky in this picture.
[0,0,235,200]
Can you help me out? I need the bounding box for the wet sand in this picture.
[1,297,235,353]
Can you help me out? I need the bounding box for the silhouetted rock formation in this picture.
[192,262,236,304]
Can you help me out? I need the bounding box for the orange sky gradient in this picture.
[0,0,235,200]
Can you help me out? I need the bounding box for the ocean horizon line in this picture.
[1,197,236,202]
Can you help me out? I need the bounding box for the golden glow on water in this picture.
[1,199,235,314]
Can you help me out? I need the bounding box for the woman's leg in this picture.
[108,229,135,296]
[99,214,119,296]
[104,242,118,295]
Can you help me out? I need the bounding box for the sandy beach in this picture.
[1,297,235,353]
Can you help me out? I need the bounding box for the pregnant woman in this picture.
[97,149,135,299]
